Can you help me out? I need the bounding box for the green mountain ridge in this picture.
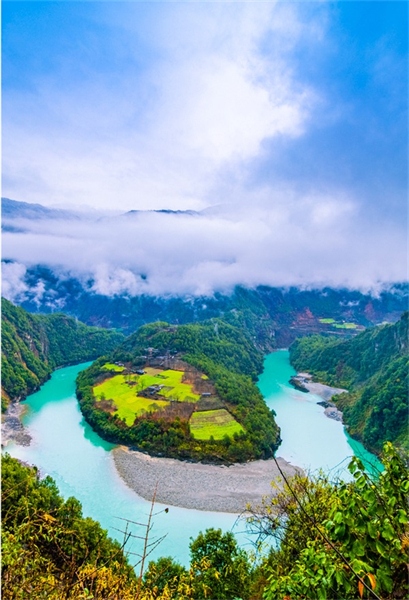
[1,298,125,410]
[289,312,409,453]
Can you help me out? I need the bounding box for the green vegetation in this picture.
[3,444,408,600]
[318,317,358,329]
[95,374,170,425]
[77,319,280,463]
[1,454,136,599]
[94,368,201,425]
[189,409,244,440]
[102,362,125,372]
[2,453,253,600]
[289,312,409,453]
[333,322,358,329]
[250,442,409,600]
[1,299,125,410]
[139,369,200,402]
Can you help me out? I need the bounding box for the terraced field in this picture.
[189,409,244,440]
[94,366,201,425]
[94,365,245,440]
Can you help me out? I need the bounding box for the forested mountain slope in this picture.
[7,260,408,343]
[1,298,124,409]
[289,313,409,453]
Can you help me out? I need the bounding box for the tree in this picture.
[189,528,251,600]
[143,557,187,598]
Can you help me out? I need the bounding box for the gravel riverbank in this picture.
[1,402,31,447]
[113,447,302,513]
[293,373,347,401]
[290,374,347,421]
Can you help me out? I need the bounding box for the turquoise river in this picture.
[4,350,381,565]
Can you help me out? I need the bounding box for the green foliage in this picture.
[39,312,125,370]
[118,318,264,379]
[1,454,136,599]
[289,313,409,452]
[143,557,188,598]
[1,298,124,409]
[76,320,280,463]
[250,443,409,600]
[3,447,408,599]
[2,455,254,599]
[189,528,251,600]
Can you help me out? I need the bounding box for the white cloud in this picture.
[2,2,318,211]
[2,262,29,302]
[2,193,406,301]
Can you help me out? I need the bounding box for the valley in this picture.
[2,0,408,595]
[2,289,408,600]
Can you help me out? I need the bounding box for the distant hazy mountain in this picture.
[2,197,80,221]
[2,197,200,223]
[2,261,407,343]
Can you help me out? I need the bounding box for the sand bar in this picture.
[113,447,302,513]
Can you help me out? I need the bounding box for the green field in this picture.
[102,363,125,372]
[94,368,201,425]
[140,368,201,402]
[318,319,357,329]
[94,374,169,425]
[189,409,244,440]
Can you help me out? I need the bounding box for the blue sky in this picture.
[2,1,408,293]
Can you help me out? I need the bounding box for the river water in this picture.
[4,351,381,565]
[258,351,381,477]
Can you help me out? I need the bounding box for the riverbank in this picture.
[113,446,302,513]
[291,373,347,400]
[1,402,31,447]
[290,373,346,421]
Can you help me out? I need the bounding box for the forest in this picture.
[76,320,280,463]
[1,298,124,411]
[289,312,409,454]
[2,442,408,599]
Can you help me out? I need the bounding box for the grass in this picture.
[94,374,169,425]
[102,363,125,372]
[319,319,358,329]
[138,369,201,402]
[189,409,244,440]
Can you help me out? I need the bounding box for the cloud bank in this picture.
[2,196,406,302]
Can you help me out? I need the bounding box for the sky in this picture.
[2,1,408,298]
